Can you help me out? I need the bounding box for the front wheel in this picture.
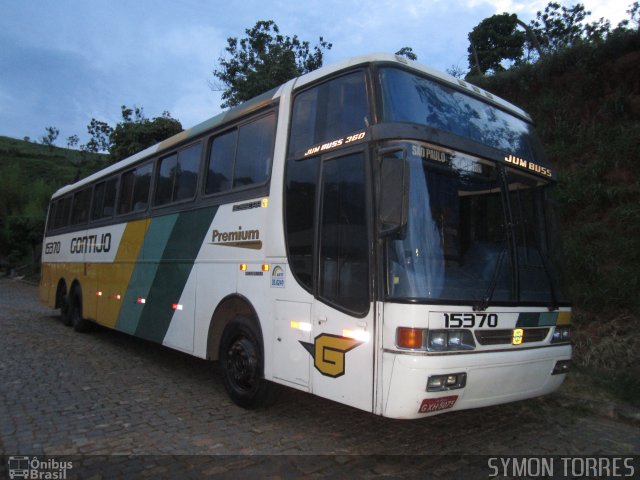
[219,316,279,409]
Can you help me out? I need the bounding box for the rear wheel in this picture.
[60,293,72,326]
[69,288,91,333]
[219,316,279,409]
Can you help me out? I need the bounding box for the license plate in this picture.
[419,395,458,413]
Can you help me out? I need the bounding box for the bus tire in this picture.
[70,288,91,333]
[219,316,279,409]
[60,294,72,326]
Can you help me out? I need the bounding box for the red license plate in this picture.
[419,395,458,413]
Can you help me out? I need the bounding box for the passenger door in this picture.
[309,151,375,412]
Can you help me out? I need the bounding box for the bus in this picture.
[40,53,571,419]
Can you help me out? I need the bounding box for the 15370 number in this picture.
[444,313,498,328]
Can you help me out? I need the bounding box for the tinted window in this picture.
[285,156,320,291]
[70,188,90,225]
[155,143,201,206]
[206,130,236,194]
[205,112,275,195]
[118,162,152,214]
[155,153,177,206]
[235,114,275,187]
[91,178,117,220]
[318,153,369,313]
[379,67,545,162]
[289,71,368,155]
[52,196,72,229]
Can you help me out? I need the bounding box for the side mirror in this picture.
[379,147,409,237]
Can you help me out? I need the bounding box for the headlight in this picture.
[551,325,571,343]
[427,329,475,351]
[396,328,476,351]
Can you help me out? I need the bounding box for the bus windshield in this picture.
[386,142,568,306]
[379,67,546,163]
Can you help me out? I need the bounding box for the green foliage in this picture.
[395,47,417,61]
[0,136,107,266]
[468,13,526,74]
[84,118,113,153]
[213,20,332,108]
[109,106,182,163]
[40,126,59,150]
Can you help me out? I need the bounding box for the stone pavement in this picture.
[0,278,638,478]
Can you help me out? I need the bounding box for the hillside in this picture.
[473,29,640,404]
[0,136,107,267]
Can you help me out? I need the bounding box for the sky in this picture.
[0,0,634,146]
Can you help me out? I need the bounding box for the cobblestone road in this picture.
[1,278,638,478]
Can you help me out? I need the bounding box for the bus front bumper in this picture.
[382,345,571,419]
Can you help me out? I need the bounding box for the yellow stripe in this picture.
[94,219,150,328]
[556,311,572,325]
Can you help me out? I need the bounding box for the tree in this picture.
[529,2,611,53]
[395,47,417,61]
[213,20,332,108]
[40,126,59,149]
[84,119,113,153]
[468,13,526,75]
[66,135,79,150]
[109,106,182,163]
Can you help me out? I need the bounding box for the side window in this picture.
[154,143,201,206]
[318,153,369,313]
[70,188,91,225]
[118,162,152,214]
[91,178,117,221]
[284,156,320,291]
[54,196,72,229]
[155,153,177,206]
[46,202,57,232]
[289,71,368,155]
[234,114,275,187]
[206,130,236,194]
[205,112,275,195]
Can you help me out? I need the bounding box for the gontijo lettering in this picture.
[70,233,111,254]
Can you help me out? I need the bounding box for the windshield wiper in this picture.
[473,246,507,311]
[532,245,559,311]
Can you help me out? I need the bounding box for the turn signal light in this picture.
[396,327,425,349]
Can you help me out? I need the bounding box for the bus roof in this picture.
[53,53,532,199]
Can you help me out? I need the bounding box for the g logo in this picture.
[300,334,363,378]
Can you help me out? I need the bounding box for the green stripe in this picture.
[516,312,558,327]
[134,206,217,343]
[116,215,179,334]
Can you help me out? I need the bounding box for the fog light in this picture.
[552,360,571,375]
[427,372,467,392]
[427,376,444,390]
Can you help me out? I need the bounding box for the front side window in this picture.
[288,71,369,155]
[318,152,370,313]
